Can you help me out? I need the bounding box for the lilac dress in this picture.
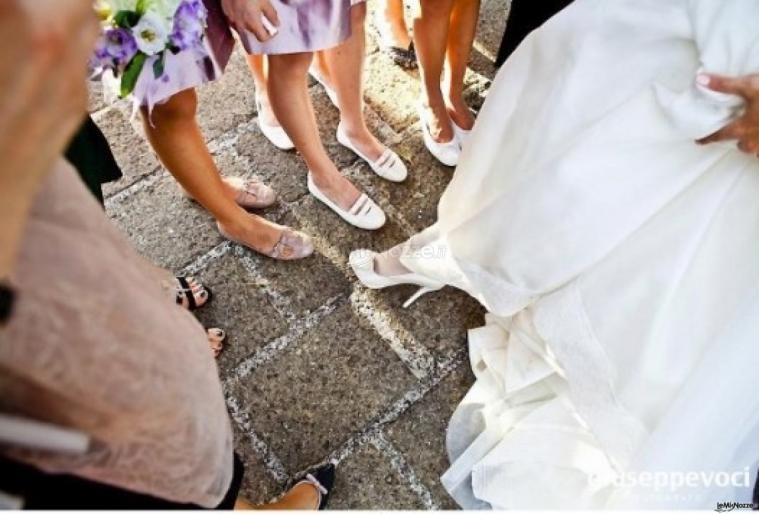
[237,0,354,55]
[130,0,234,111]
[128,0,363,109]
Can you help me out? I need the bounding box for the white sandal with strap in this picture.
[336,123,407,182]
[307,173,386,230]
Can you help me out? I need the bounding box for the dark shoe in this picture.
[383,42,417,70]
[290,463,336,510]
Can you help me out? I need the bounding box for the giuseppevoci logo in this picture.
[714,501,757,512]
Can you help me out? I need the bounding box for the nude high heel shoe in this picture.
[349,249,444,308]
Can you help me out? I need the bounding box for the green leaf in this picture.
[153,54,165,79]
[120,52,147,97]
[113,9,140,28]
[135,0,147,15]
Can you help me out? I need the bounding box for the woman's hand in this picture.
[697,73,759,155]
[220,0,280,42]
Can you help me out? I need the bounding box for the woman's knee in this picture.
[268,52,313,80]
[147,88,198,122]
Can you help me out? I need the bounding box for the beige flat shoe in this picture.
[217,223,314,261]
[222,176,277,209]
[180,176,277,210]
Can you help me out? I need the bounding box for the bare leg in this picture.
[267,52,361,210]
[443,0,480,129]
[413,0,456,143]
[246,54,281,128]
[375,0,413,50]
[142,89,282,253]
[320,3,385,161]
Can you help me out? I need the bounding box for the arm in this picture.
[0,0,98,280]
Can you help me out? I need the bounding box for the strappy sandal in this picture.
[175,276,212,311]
[206,328,226,358]
[307,173,386,230]
[217,223,314,260]
[180,176,277,210]
[287,463,336,510]
[336,122,407,183]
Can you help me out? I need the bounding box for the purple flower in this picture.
[170,0,208,51]
[92,28,139,71]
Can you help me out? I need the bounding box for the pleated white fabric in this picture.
[398,0,759,508]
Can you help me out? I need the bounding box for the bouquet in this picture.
[91,0,209,98]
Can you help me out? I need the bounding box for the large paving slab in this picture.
[192,252,290,375]
[329,444,426,510]
[227,302,418,474]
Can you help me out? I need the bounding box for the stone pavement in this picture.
[94,1,508,508]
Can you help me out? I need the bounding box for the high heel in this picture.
[349,249,444,308]
[418,102,461,167]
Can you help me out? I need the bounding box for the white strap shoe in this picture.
[255,95,294,150]
[336,123,407,182]
[418,102,461,167]
[307,173,386,230]
[349,249,444,307]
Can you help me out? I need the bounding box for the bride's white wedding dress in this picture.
[395,0,759,508]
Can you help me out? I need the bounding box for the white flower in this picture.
[132,11,170,55]
[143,0,183,18]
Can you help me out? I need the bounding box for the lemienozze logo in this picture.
[714,501,756,512]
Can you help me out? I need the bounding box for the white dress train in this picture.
[399,0,759,508]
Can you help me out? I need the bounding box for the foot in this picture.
[309,167,362,212]
[339,123,387,163]
[375,6,413,51]
[220,176,277,209]
[420,99,455,143]
[218,213,313,260]
[446,94,475,131]
[175,276,210,310]
[373,244,411,276]
[206,328,226,358]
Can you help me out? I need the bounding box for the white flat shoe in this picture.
[418,103,460,167]
[309,68,339,108]
[336,123,407,183]
[307,173,386,230]
[255,95,294,150]
[349,249,444,308]
[451,119,472,147]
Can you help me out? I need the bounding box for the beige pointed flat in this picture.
[217,223,314,261]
